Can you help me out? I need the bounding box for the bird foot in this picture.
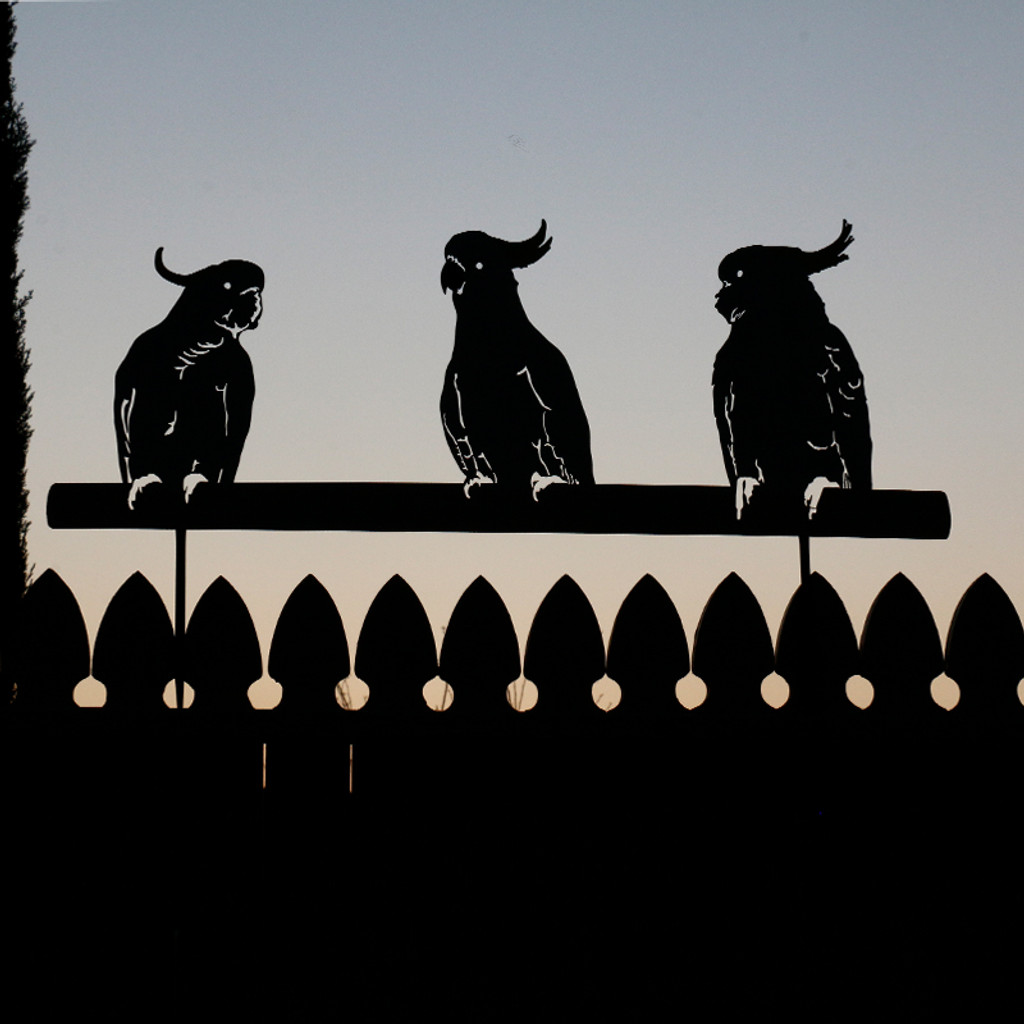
[127,474,163,511]
[183,473,209,504]
[804,476,839,519]
[734,476,761,520]
[463,473,496,499]
[530,473,567,502]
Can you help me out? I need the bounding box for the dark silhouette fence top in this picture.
[8,565,1021,723]
[12,566,1013,1022]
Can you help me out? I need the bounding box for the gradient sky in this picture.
[14,1,1024,707]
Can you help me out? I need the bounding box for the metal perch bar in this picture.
[48,482,951,539]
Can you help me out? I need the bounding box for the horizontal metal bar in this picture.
[47,482,951,539]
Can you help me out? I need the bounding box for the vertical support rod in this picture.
[174,526,187,710]
[798,533,810,585]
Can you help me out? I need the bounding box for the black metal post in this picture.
[174,526,186,709]
[799,533,810,584]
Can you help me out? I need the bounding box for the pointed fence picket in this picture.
[4,562,1023,884]
[7,565,1024,722]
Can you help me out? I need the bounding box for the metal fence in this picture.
[3,565,1018,1015]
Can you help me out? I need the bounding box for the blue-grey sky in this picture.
[15,1,1024,706]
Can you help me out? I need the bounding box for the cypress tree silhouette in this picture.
[0,5,33,704]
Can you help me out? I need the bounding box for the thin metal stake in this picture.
[174,526,187,710]
[799,533,811,585]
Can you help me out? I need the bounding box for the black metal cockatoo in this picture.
[712,220,871,519]
[440,220,594,500]
[115,248,264,509]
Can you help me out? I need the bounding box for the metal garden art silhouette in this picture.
[115,248,264,510]
[25,217,971,1019]
[45,222,950,711]
[713,220,872,520]
[440,220,594,500]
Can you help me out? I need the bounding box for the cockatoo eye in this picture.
[223,281,232,290]
[475,262,484,270]
[735,269,743,278]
